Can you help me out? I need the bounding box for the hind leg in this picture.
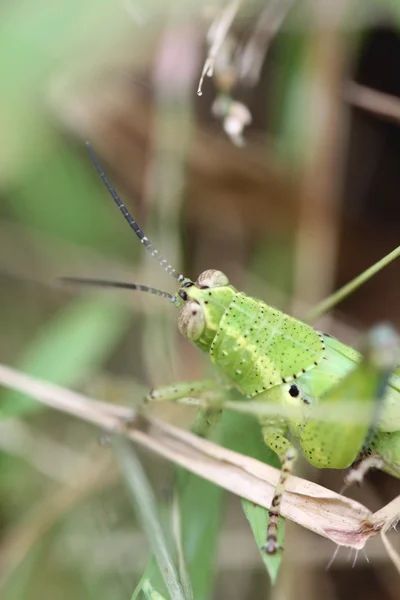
[261,419,297,554]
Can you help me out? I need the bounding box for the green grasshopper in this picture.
[64,143,400,555]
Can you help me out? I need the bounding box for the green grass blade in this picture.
[171,489,194,600]
[128,467,223,600]
[0,294,132,418]
[130,559,161,600]
[305,246,400,322]
[177,469,223,600]
[142,580,169,600]
[113,438,188,600]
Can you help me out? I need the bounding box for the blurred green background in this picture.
[0,1,400,599]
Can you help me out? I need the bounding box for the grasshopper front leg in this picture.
[145,378,229,437]
[260,418,297,555]
[146,378,221,403]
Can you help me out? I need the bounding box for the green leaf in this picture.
[130,561,158,600]
[178,471,223,600]
[128,465,223,600]
[220,404,283,582]
[0,294,132,418]
[241,499,283,585]
[114,439,188,600]
[9,141,133,257]
[142,579,169,600]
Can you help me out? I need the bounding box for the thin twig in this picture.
[238,0,295,85]
[197,0,241,96]
[344,82,400,125]
[0,363,398,569]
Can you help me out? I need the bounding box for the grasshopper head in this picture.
[177,270,236,352]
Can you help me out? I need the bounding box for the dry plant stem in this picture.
[197,0,241,95]
[374,497,400,574]
[344,82,400,125]
[0,366,134,427]
[239,0,295,85]
[0,363,399,571]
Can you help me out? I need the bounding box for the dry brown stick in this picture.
[344,82,400,125]
[0,363,398,566]
[197,0,241,95]
[238,0,295,85]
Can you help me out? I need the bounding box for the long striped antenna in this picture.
[86,142,187,284]
[60,277,179,305]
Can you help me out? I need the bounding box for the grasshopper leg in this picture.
[145,379,224,403]
[145,378,228,437]
[191,402,224,437]
[344,452,384,487]
[261,420,297,554]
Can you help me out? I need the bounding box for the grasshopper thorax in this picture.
[177,270,237,353]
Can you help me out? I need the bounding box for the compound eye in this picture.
[178,301,205,341]
[196,269,229,289]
